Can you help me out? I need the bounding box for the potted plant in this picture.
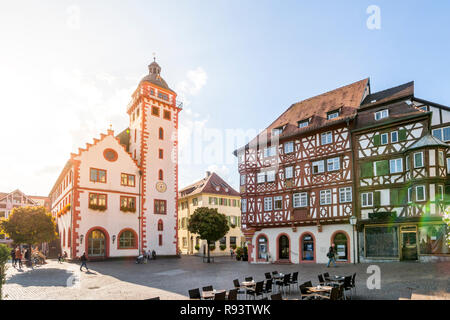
[195,245,200,251]
[220,244,226,251]
[209,244,216,251]
[235,247,243,261]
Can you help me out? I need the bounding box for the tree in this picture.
[0,244,9,300]
[0,206,58,254]
[187,207,229,263]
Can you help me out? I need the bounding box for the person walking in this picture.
[15,247,23,269]
[80,252,89,271]
[58,252,63,263]
[327,243,337,268]
[10,248,16,267]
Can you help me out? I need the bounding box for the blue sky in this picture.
[1,1,450,195]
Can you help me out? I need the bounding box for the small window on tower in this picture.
[159,127,164,140]
[163,110,171,120]
[159,149,163,159]
[152,106,160,117]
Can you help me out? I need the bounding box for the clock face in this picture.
[156,182,167,193]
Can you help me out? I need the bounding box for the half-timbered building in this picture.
[353,81,450,262]
[235,79,370,264]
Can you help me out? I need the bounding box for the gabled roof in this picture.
[0,189,39,205]
[234,78,369,153]
[406,134,449,151]
[179,172,240,198]
[361,81,414,108]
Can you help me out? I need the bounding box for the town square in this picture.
[0,1,449,310]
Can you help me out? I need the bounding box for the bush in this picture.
[220,244,226,251]
[230,244,237,250]
[194,245,200,251]
[235,246,244,259]
[0,244,10,300]
[209,244,216,251]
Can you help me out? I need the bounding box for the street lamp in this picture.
[112,235,116,244]
[349,216,357,264]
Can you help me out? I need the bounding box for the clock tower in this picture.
[127,59,182,255]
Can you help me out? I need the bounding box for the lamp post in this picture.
[112,235,116,244]
[349,215,357,264]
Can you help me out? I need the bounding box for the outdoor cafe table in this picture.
[306,286,334,293]
[272,273,284,280]
[241,281,256,288]
[202,289,227,300]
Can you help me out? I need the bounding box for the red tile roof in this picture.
[179,172,239,198]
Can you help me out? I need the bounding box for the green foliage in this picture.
[230,244,237,249]
[0,244,10,300]
[220,244,226,251]
[209,244,216,251]
[88,204,107,211]
[398,129,407,141]
[0,206,58,245]
[235,247,244,259]
[444,209,450,247]
[120,206,136,213]
[373,135,380,146]
[194,245,200,251]
[188,207,229,263]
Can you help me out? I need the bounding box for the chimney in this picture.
[206,171,211,177]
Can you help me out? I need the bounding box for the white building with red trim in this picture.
[49,61,181,259]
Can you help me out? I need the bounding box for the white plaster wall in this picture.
[252,224,355,264]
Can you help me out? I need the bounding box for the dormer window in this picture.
[375,109,389,120]
[298,120,309,128]
[272,127,283,136]
[327,110,339,120]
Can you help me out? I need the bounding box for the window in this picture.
[158,169,163,180]
[321,132,332,145]
[293,192,308,208]
[327,111,339,120]
[257,172,266,183]
[320,190,332,205]
[159,149,164,159]
[284,141,294,154]
[327,157,340,171]
[391,131,398,143]
[219,237,226,246]
[439,151,444,166]
[103,148,118,162]
[438,185,444,201]
[416,185,426,201]
[159,127,164,140]
[414,152,424,168]
[312,160,325,174]
[192,198,198,206]
[375,109,389,120]
[158,92,169,101]
[266,170,275,182]
[120,196,136,212]
[159,234,163,246]
[408,187,412,203]
[257,236,268,260]
[154,199,167,214]
[361,192,373,207]
[432,126,450,142]
[182,237,187,247]
[151,106,160,116]
[339,187,352,203]
[298,120,309,128]
[389,158,403,174]
[274,196,283,210]
[90,168,106,183]
[447,158,450,174]
[240,175,246,185]
[119,230,136,249]
[406,155,410,171]
[301,234,315,261]
[163,110,171,120]
[263,146,276,158]
[241,199,247,213]
[264,197,272,211]
[272,127,283,136]
[121,173,135,187]
[381,133,388,145]
[230,236,237,247]
[285,166,293,179]
[89,193,107,208]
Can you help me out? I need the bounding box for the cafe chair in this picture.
[299,282,315,300]
[227,288,238,300]
[263,279,273,297]
[265,272,272,280]
[276,273,291,295]
[233,279,246,295]
[343,276,353,299]
[188,288,201,300]
[202,285,213,292]
[214,291,226,300]
[289,272,299,292]
[271,293,283,300]
[247,281,264,300]
[245,276,253,282]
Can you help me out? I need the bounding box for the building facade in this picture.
[178,172,244,256]
[353,82,450,262]
[235,79,370,264]
[0,190,49,246]
[49,60,182,259]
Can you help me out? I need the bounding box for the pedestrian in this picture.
[151,250,156,260]
[58,252,62,263]
[230,248,234,258]
[10,248,16,267]
[15,247,22,269]
[80,252,89,271]
[147,249,152,261]
[327,243,337,268]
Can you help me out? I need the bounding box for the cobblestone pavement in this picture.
[3,256,449,300]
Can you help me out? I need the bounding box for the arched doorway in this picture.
[332,232,349,262]
[301,233,315,262]
[88,230,106,258]
[256,235,268,261]
[278,235,290,260]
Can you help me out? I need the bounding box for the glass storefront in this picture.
[279,235,289,260]
[257,236,268,260]
[419,224,449,255]
[301,234,314,261]
[333,233,348,261]
[365,226,399,258]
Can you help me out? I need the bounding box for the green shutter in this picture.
[376,160,389,176]
[237,216,241,227]
[398,129,407,141]
[374,191,381,207]
[399,188,408,205]
[373,135,381,146]
[390,189,399,206]
[360,162,374,178]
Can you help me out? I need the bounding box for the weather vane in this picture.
[152,52,156,62]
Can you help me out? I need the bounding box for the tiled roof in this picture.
[235,78,369,153]
[141,61,175,93]
[116,128,130,152]
[406,134,449,151]
[179,172,240,198]
[361,81,414,108]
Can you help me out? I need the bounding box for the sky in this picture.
[1,0,450,196]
